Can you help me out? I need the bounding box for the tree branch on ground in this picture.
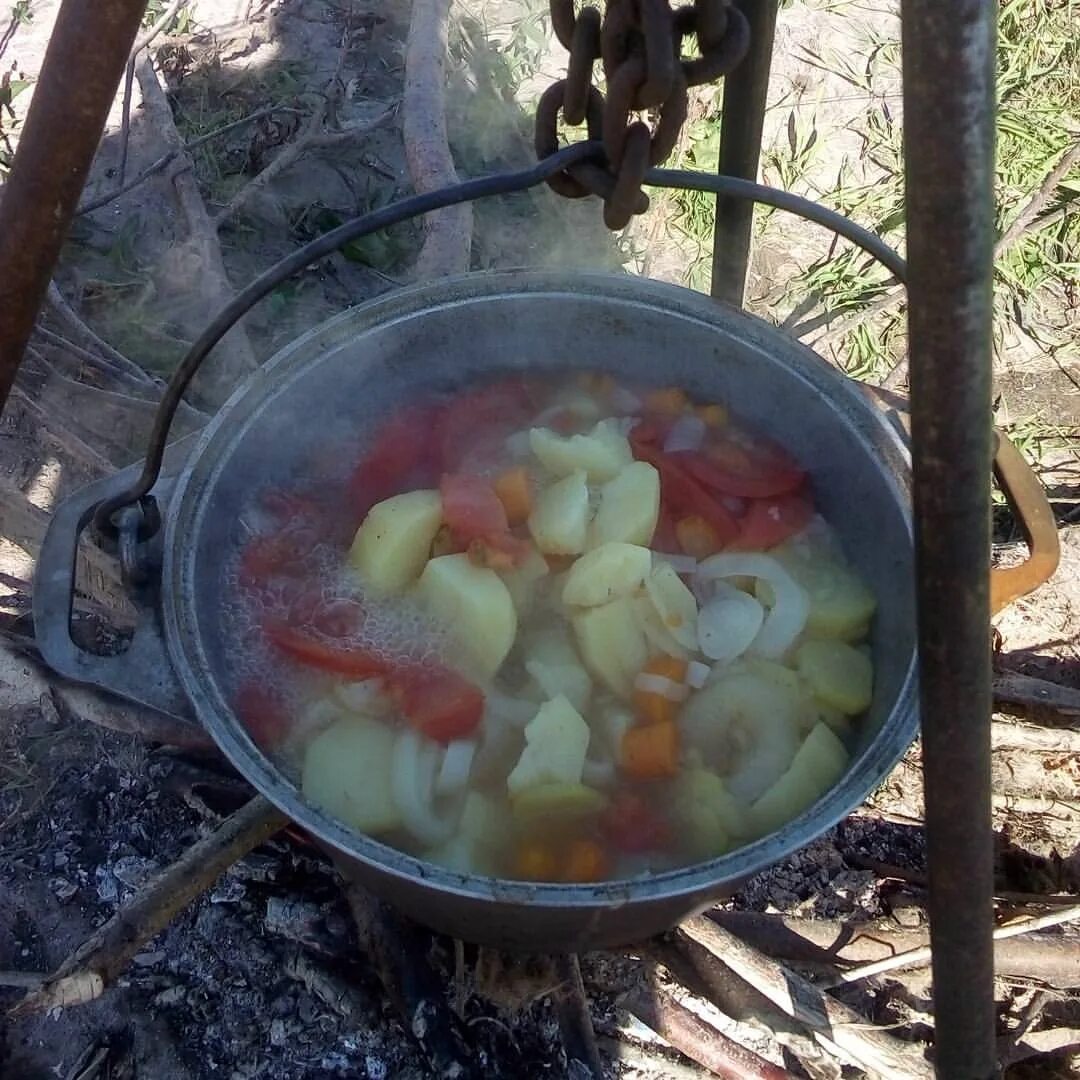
[403,0,473,277]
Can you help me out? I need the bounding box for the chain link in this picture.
[536,0,750,229]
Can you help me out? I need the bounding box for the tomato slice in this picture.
[264,620,387,679]
[440,474,509,544]
[239,522,319,587]
[389,663,485,743]
[437,380,537,471]
[679,437,805,499]
[599,792,671,854]
[732,492,815,551]
[349,404,443,518]
[234,682,291,750]
[633,444,741,545]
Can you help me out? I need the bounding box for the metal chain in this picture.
[535,0,750,229]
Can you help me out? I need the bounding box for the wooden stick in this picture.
[596,1037,713,1080]
[992,792,1080,816]
[709,908,1080,989]
[995,141,1080,256]
[816,903,1080,989]
[993,669,1080,721]
[12,796,287,1015]
[623,982,794,1080]
[679,916,933,1080]
[551,955,605,1079]
[402,0,473,277]
[998,1026,1080,1067]
[991,718,1080,754]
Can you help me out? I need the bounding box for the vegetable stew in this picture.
[225,374,877,882]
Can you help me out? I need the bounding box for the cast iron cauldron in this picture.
[36,270,919,951]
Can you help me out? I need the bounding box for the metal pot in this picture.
[36,270,926,950]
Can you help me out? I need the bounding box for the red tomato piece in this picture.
[600,792,671,854]
[440,474,509,545]
[259,489,320,525]
[650,507,682,555]
[679,437,805,499]
[263,620,387,679]
[437,382,535,471]
[349,404,443,518]
[389,663,485,743]
[234,682,291,750]
[732,492,815,551]
[467,532,533,570]
[238,522,319,587]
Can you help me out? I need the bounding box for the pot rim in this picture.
[162,268,918,910]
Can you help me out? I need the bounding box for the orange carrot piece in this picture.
[561,839,611,883]
[493,467,532,525]
[644,387,689,415]
[676,514,725,559]
[514,842,559,881]
[633,655,689,726]
[697,403,729,428]
[621,721,680,779]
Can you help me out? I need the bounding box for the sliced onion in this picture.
[391,730,455,846]
[663,414,706,454]
[613,415,640,438]
[435,739,476,796]
[610,387,643,414]
[634,672,689,702]
[653,552,698,576]
[697,584,765,661]
[686,660,711,689]
[695,553,809,659]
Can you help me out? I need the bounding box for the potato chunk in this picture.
[348,490,442,594]
[528,470,590,554]
[749,722,849,838]
[590,461,660,547]
[417,554,517,678]
[529,419,633,481]
[562,542,652,607]
[302,716,400,833]
[796,639,873,715]
[572,596,649,698]
[497,546,550,614]
[506,695,591,795]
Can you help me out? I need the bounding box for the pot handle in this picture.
[990,431,1061,615]
[33,475,195,722]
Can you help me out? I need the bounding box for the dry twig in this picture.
[403,0,473,277]
[12,796,287,1015]
[993,669,1080,722]
[551,955,605,1079]
[623,982,794,1080]
[995,141,1080,256]
[680,916,933,1080]
[135,58,258,404]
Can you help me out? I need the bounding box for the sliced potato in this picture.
[302,716,400,833]
[417,554,517,678]
[633,592,690,660]
[749,722,849,838]
[529,419,633,481]
[741,656,803,695]
[511,782,607,831]
[769,550,877,641]
[348,489,442,594]
[796,639,873,715]
[506,694,591,794]
[590,461,660,547]
[562,542,652,607]
[498,546,550,614]
[672,768,750,859]
[644,562,699,652]
[528,470,590,554]
[573,596,649,698]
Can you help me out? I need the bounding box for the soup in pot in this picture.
[224,374,877,882]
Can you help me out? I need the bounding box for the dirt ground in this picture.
[0,0,1078,1077]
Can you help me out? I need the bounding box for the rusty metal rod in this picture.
[710,0,779,306]
[0,0,148,415]
[901,0,997,1075]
